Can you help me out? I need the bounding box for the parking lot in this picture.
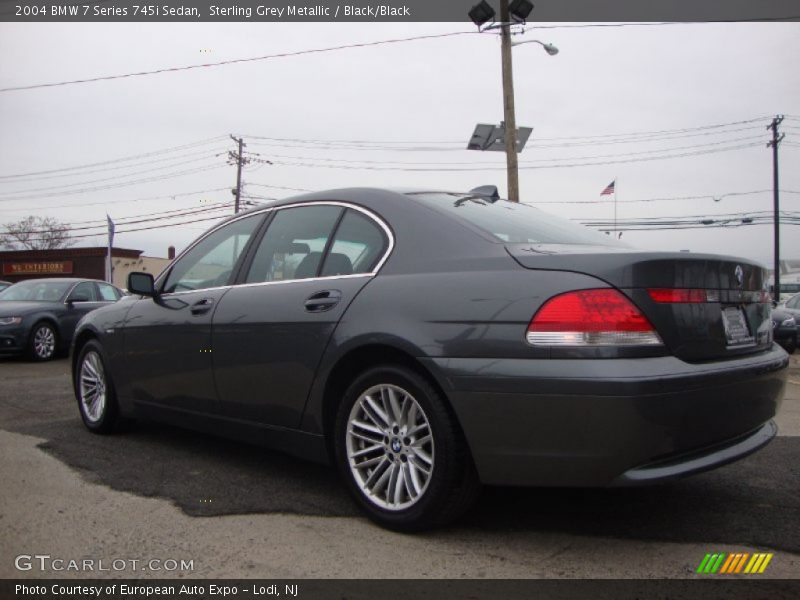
[1,354,798,579]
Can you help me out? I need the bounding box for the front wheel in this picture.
[334,365,480,531]
[74,341,120,433]
[28,322,57,361]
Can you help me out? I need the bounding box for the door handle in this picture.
[304,290,341,312]
[190,298,215,315]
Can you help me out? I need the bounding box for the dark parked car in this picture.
[780,291,800,320]
[70,188,788,530]
[0,278,123,360]
[771,308,797,354]
[0,280,13,292]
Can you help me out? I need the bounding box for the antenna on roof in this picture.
[469,185,501,203]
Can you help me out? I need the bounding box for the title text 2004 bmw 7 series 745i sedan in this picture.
[70,187,788,530]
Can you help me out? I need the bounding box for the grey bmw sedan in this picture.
[71,188,788,530]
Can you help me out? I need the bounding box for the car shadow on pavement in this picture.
[11,415,800,553]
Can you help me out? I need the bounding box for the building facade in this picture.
[0,247,172,289]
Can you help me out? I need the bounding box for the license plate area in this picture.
[721,306,755,347]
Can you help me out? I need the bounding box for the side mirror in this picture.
[67,294,90,304]
[128,272,157,297]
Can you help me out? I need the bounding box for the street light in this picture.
[511,38,559,55]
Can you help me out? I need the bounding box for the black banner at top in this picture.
[1,0,800,22]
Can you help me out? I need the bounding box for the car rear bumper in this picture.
[424,344,788,487]
[610,420,776,486]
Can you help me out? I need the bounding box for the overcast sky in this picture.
[0,21,798,267]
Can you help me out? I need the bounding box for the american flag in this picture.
[600,180,616,196]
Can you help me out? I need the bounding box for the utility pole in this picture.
[767,115,784,303]
[499,0,519,203]
[229,135,246,214]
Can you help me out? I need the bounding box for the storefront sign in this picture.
[2,261,74,275]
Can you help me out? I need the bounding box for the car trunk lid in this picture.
[507,244,772,361]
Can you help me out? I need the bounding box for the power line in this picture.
[248,135,767,167]
[0,145,229,184]
[241,118,772,149]
[0,136,227,179]
[523,19,800,31]
[4,211,233,244]
[59,202,233,227]
[2,204,233,236]
[0,31,478,93]
[530,189,800,205]
[246,183,313,193]
[259,141,762,171]
[0,163,228,202]
[0,153,226,196]
[0,187,230,212]
[582,209,800,224]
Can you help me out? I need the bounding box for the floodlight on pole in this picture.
[468,1,496,27]
[508,0,535,22]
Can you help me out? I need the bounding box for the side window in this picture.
[69,282,96,302]
[787,295,799,309]
[245,205,343,283]
[321,209,388,276]
[97,283,120,301]
[163,214,262,293]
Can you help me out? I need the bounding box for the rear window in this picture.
[409,193,621,246]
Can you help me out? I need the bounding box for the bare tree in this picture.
[1,216,74,250]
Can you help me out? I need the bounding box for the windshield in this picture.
[0,280,73,302]
[409,193,623,247]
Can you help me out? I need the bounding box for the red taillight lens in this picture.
[527,289,663,347]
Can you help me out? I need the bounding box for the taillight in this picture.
[648,288,709,303]
[527,289,663,347]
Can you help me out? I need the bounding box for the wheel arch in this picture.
[71,327,100,377]
[29,315,61,348]
[315,342,459,460]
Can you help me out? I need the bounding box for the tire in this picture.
[334,365,480,531]
[74,340,120,433]
[28,321,58,361]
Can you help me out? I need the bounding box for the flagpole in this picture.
[614,177,618,238]
[106,215,115,284]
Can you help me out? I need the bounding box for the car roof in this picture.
[10,278,115,285]
[226,187,476,222]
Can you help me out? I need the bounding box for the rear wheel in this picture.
[334,365,480,531]
[28,322,57,361]
[75,341,120,433]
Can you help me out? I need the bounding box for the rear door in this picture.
[212,203,390,428]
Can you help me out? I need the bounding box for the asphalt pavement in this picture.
[0,353,798,579]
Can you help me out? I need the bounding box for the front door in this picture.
[121,213,264,415]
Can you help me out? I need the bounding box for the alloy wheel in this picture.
[345,383,435,511]
[33,325,55,359]
[79,351,107,423]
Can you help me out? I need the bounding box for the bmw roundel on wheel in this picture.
[70,187,788,531]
